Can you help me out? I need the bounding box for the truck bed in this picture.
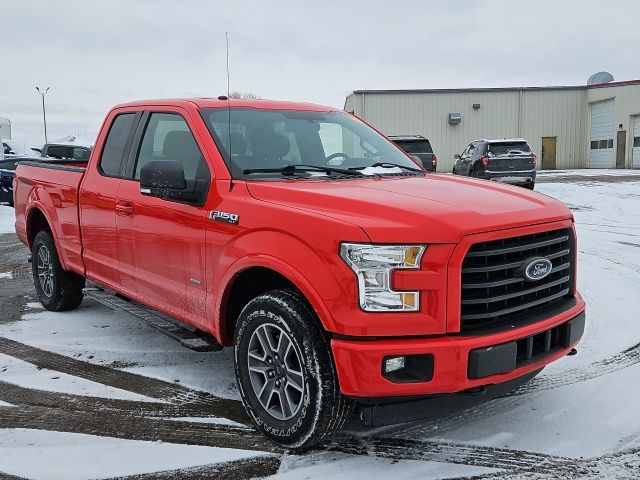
[14,160,87,275]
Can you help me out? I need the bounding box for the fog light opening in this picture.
[384,356,406,373]
[381,354,434,384]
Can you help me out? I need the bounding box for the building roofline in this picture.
[348,79,640,96]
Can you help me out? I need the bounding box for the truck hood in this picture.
[246,174,572,243]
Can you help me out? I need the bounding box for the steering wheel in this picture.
[325,152,353,164]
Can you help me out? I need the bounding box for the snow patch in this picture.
[0,428,263,480]
[164,416,245,427]
[0,272,13,279]
[0,302,239,400]
[0,353,160,402]
[0,205,15,234]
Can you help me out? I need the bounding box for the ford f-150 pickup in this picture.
[13,98,586,449]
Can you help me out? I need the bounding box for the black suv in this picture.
[389,135,437,172]
[453,138,536,189]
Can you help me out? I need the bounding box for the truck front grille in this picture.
[460,228,574,333]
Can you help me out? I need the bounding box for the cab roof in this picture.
[114,97,339,112]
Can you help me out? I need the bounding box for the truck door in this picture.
[115,110,210,329]
[79,111,139,289]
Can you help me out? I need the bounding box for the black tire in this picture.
[524,182,535,190]
[452,167,456,175]
[32,230,85,311]
[470,165,479,177]
[234,289,353,449]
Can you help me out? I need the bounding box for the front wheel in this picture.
[32,230,85,311]
[234,290,353,449]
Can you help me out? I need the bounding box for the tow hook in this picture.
[567,348,578,356]
[461,386,486,397]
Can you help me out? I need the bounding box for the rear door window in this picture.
[100,113,137,177]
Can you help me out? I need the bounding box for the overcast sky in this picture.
[2,0,639,147]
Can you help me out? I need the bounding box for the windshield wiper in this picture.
[350,162,425,173]
[243,164,364,177]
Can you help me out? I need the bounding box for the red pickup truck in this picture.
[13,98,585,448]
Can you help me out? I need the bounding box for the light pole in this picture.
[35,86,50,144]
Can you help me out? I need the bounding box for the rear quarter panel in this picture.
[14,164,85,274]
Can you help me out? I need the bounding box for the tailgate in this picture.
[489,153,534,171]
[14,161,86,274]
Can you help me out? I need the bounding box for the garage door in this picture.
[589,100,615,168]
[633,116,640,168]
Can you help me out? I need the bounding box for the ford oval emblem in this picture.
[523,257,553,281]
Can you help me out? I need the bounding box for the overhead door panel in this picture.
[633,116,640,168]
[589,100,614,168]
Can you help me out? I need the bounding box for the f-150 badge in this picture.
[210,210,239,225]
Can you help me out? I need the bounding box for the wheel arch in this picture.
[218,257,336,347]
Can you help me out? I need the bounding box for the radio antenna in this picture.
[225,31,234,192]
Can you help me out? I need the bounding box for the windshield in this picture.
[393,139,433,154]
[488,142,531,156]
[200,108,422,179]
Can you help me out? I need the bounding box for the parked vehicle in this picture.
[389,135,437,172]
[14,98,585,449]
[0,158,18,205]
[453,138,537,189]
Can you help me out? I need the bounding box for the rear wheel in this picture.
[234,290,353,449]
[523,182,535,190]
[32,230,85,311]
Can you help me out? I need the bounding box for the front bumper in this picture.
[331,296,585,397]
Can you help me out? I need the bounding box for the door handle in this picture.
[115,202,134,216]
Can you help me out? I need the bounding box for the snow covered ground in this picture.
[0,205,15,234]
[0,174,639,479]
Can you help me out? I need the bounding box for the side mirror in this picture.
[139,159,208,205]
[454,154,461,160]
[140,160,186,191]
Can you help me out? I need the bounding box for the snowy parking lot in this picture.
[0,172,639,479]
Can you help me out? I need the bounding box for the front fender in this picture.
[212,228,366,343]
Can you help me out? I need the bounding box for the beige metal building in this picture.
[344,80,640,172]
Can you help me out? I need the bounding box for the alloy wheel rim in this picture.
[36,245,54,298]
[247,323,305,421]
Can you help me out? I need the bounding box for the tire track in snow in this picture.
[451,446,640,480]
[0,381,245,421]
[0,378,574,473]
[107,456,282,480]
[0,337,249,425]
[1,357,636,476]
[0,403,573,473]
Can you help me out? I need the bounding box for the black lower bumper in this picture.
[468,312,585,380]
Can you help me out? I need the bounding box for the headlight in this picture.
[340,243,426,312]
